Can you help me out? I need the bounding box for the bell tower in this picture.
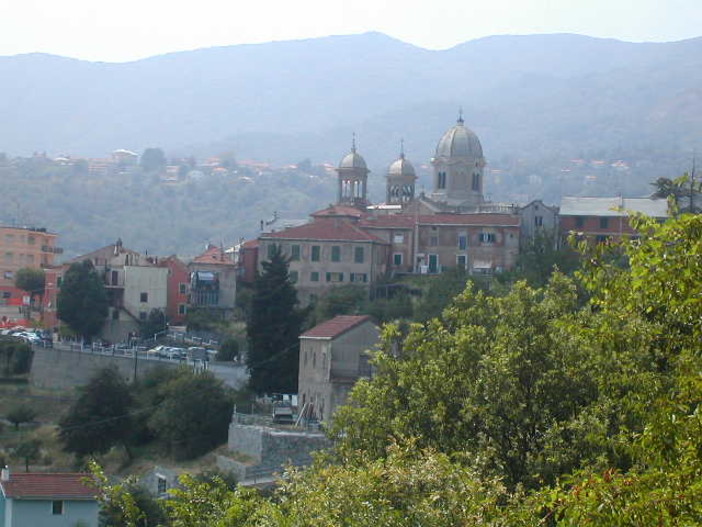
[336,134,370,208]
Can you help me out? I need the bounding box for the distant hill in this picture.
[1,33,700,257]
[1,32,700,167]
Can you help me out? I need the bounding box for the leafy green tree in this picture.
[0,339,33,375]
[217,338,240,361]
[246,244,306,394]
[139,147,166,173]
[148,370,232,460]
[140,308,166,340]
[59,367,134,458]
[309,285,368,326]
[6,404,36,430]
[13,438,41,472]
[413,268,474,321]
[57,260,109,341]
[14,267,46,305]
[505,231,579,288]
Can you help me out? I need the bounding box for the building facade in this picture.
[298,315,379,423]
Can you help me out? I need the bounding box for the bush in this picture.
[216,338,239,361]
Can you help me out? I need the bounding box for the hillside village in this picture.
[0,114,697,526]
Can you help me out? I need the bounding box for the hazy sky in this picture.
[1,0,700,62]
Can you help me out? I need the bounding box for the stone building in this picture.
[298,315,379,423]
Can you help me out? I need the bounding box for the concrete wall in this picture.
[123,266,169,319]
[30,347,177,390]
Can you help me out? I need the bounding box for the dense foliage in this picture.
[0,338,34,375]
[246,244,306,394]
[57,260,109,341]
[91,213,702,525]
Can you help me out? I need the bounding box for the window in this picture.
[140,292,148,303]
[52,501,64,515]
[457,255,467,268]
[438,171,447,189]
[534,216,543,227]
[326,272,344,283]
[178,304,187,315]
[157,475,168,495]
[57,276,62,287]
[393,233,405,244]
[393,253,403,266]
[350,273,368,283]
[112,308,119,320]
[27,236,35,245]
[331,246,341,262]
[290,244,301,261]
[457,233,467,250]
[310,271,319,282]
[289,270,298,283]
[2,292,10,299]
[139,311,147,321]
[575,216,585,228]
[471,173,480,191]
[479,232,496,244]
[430,236,438,247]
[4,252,12,263]
[311,245,320,262]
[599,217,609,229]
[354,246,364,263]
[179,283,187,294]
[3,271,13,280]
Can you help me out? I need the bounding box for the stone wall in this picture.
[30,347,177,390]
[223,423,330,481]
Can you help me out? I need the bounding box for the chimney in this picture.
[1,466,9,481]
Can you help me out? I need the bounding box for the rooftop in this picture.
[301,315,373,339]
[1,472,96,500]
[560,196,669,218]
[261,218,386,243]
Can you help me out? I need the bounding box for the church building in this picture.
[255,115,521,304]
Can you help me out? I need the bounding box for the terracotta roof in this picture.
[301,315,372,339]
[360,214,417,229]
[311,205,366,219]
[418,214,519,226]
[1,472,97,500]
[262,218,386,243]
[192,245,234,264]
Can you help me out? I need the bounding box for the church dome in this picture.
[339,149,368,170]
[388,153,416,178]
[435,116,483,159]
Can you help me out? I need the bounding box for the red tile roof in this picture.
[240,239,259,249]
[418,213,519,226]
[192,244,234,264]
[1,472,97,500]
[360,214,417,229]
[262,218,386,243]
[300,315,372,339]
[311,205,366,219]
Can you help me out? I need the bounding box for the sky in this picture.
[0,0,700,62]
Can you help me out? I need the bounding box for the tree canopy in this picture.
[246,244,306,394]
[14,267,46,298]
[57,260,109,341]
[59,367,134,458]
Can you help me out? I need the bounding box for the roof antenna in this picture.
[351,132,357,153]
[457,107,464,125]
[399,138,405,159]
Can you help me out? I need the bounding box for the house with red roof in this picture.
[0,468,99,527]
[298,315,379,423]
[187,244,237,318]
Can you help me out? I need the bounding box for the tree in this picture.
[59,367,134,458]
[14,267,45,306]
[246,244,306,394]
[217,338,240,361]
[13,439,41,472]
[140,308,166,340]
[148,370,232,460]
[139,147,166,173]
[309,284,368,326]
[6,404,36,430]
[0,339,33,375]
[57,260,109,341]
